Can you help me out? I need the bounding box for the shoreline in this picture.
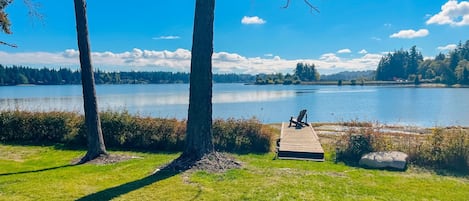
[249,82,469,88]
[269,122,469,135]
[4,82,469,88]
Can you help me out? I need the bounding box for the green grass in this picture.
[1,144,468,201]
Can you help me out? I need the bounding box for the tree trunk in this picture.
[182,0,216,160]
[73,0,107,162]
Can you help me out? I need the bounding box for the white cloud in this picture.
[264,53,274,57]
[241,16,266,25]
[337,49,352,54]
[320,53,341,62]
[152,36,180,40]
[389,29,429,39]
[437,44,458,51]
[371,37,382,41]
[358,49,368,54]
[213,52,247,62]
[63,49,79,58]
[0,49,384,75]
[426,0,469,26]
[384,23,392,27]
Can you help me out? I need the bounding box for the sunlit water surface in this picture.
[1,84,468,127]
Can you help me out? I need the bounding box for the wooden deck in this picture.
[277,122,325,161]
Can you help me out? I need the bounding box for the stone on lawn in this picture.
[359,151,408,170]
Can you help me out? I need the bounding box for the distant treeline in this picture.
[0,65,255,86]
[320,70,376,81]
[376,39,469,85]
[255,62,320,85]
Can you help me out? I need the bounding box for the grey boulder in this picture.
[359,151,408,170]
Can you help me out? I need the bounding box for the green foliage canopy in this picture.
[0,0,13,34]
[376,40,469,85]
[295,62,320,82]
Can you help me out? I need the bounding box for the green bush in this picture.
[0,111,82,143]
[335,123,469,173]
[415,128,469,173]
[0,110,274,153]
[213,118,273,153]
[335,128,375,164]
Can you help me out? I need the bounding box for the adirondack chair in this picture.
[289,109,309,128]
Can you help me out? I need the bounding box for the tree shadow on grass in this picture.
[75,152,238,201]
[0,164,76,176]
[76,169,179,201]
[75,155,195,201]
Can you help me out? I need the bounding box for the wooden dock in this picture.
[277,122,325,161]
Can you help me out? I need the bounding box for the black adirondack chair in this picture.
[289,109,309,128]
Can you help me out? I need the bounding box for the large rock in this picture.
[359,151,408,170]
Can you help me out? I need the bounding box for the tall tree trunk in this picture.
[73,0,107,162]
[182,0,216,160]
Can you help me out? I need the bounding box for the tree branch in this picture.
[282,0,320,13]
[0,0,43,47]
[282,0,291,8]
[0,40,17,48]
[23,0,44,24]
[0,0,13,34]
[303,0,320,13]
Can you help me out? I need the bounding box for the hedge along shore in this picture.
[0,110,275,154]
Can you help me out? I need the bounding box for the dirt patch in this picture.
[160,152,242,174]
[72,154,141,165]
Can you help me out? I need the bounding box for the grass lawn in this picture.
[0,144,468,201]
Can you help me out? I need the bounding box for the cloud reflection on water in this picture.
[0,90,296,112]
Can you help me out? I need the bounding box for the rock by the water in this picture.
[359,151,408,170]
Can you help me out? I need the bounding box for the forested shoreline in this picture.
[0,65,255,86]
[376,40,469,85]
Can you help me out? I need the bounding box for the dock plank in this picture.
[278,122,325,161]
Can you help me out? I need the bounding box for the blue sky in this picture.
[1,0,469,74]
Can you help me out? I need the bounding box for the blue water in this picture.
[1,84,468,127]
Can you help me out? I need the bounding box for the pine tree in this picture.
[74,0,107,163]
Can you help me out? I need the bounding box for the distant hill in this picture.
[320,70,375,81]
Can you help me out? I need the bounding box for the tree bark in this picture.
[73,0,107,162]
[182,0,216,160]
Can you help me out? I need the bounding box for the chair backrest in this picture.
[297,109,307,122]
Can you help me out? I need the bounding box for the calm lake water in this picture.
[1,84,468,127]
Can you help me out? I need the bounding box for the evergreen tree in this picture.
[179,0,216,163]
[407,45,423,78]
[0,0,13,47]
[463,66,469,85]
[456,60,469,84]
[294,62,320,81]
[463,40,469,60]
[435,53,446,61]
[376,47,423,81]
[73,0,108,163]
[449,51,460,71]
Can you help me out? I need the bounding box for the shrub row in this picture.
[336,125,469,173]
[0,110,275,153]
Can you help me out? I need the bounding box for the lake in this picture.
[1,84,468,127]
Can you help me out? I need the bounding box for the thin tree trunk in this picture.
[73,0,107,162]
[182,0,216,160]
